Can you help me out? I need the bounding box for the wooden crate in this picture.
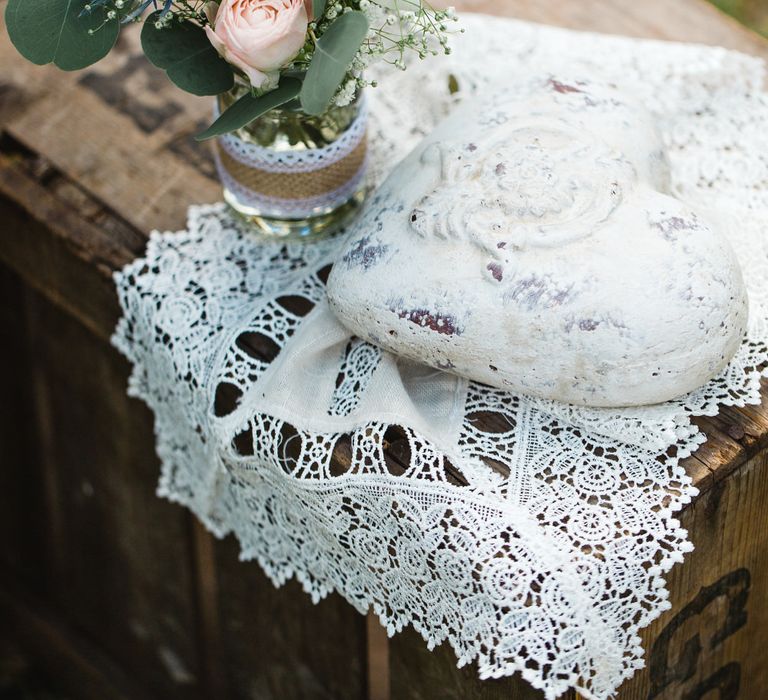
[1,1,767,698]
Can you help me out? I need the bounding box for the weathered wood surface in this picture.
[2,0,768,492]
[396,448,768,700]
[620,449,768,699]
[1,1,768,699]
[451,0,768,59]
[0,267,369,700]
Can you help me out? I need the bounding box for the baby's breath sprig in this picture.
[358,1,459,68]
[304,1,460,107]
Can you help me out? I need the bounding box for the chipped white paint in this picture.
[327,76,749,407]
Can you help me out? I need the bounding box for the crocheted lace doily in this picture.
[113,15,768,700]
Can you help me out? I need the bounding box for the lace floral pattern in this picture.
[216,98,369,173]
[113,15,768,700]
[213,151,368,214]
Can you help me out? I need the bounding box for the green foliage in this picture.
[5,0,119,70]
[5,0,455,137]
[708,0,768,36]
[300,10,368,116]
[195,77,303,141]
[141,12,234,96]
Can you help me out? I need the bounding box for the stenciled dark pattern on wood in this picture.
[167,122,218,181]
[2,2,768,699]
[649,569,749,699]
[79,53,184,135]
[77,33,217,178]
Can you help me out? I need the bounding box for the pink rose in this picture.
[205,0,309,90]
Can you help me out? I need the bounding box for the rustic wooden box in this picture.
[1,2,767,698]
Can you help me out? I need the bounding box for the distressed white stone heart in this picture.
[327,76,749,407]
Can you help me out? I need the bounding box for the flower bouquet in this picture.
[5,0,458,237]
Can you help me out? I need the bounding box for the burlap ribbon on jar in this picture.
[214,101,369,218]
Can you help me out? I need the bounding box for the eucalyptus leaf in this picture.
[141,13,234,96]
[6,0,119,70]
[195,78,303,141]
[300,10,368,116]
[311,0,326,20]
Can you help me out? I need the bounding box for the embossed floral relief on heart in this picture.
[328,76,748,407]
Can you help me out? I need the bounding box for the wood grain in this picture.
[437,0,768,59]
[387,449,768,700]
[390,626,551,700]
[0,268,48,595]
[22,287,203,698]
[1,2,768,700]
[213,536,367,700]
[1,0,767,492]
[0,581,147,700]
[617,449,768,699]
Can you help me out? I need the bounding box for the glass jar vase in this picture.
[213,83,368,240]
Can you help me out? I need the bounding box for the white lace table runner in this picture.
[113,15,768,700]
